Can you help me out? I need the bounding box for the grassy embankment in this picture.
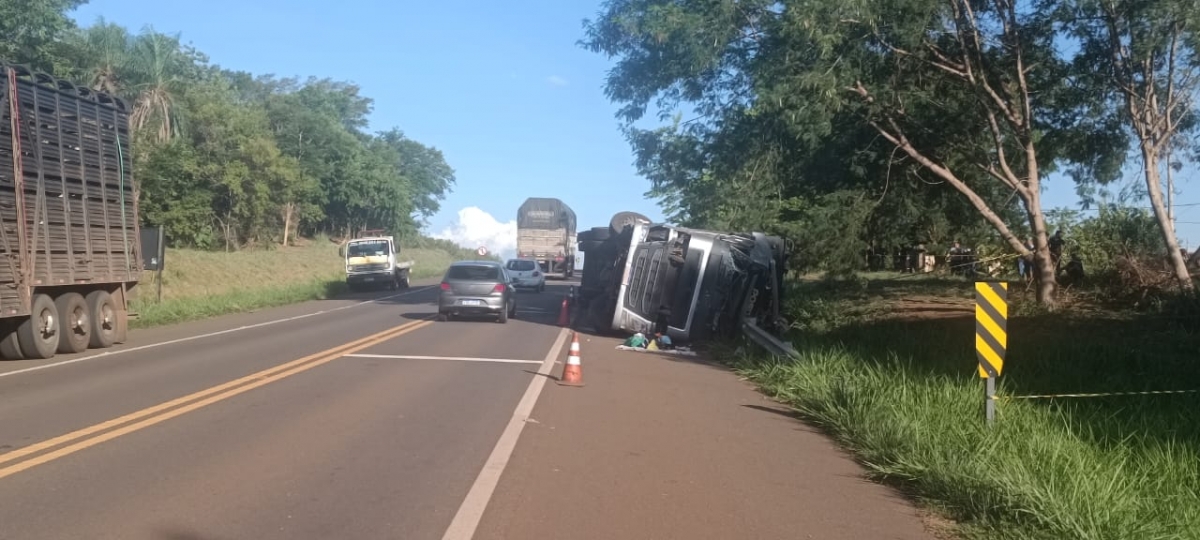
[129,237,477,328]
[730,273,1200,539]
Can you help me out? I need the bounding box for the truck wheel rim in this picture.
[72,305,89,335]
[38,308,56,340]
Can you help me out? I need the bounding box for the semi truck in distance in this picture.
[0,63,142,360]
[340,231,414,292]
[516,197,576,279]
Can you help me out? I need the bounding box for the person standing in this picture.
[1048,230,1065,275]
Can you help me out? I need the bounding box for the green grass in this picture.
[730,273,1200,539]
[128,237,476,328]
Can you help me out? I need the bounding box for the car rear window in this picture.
[506,259,537,271]
[447,265,500,281]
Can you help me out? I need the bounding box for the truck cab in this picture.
[342,235,413,292]
[576,212,791,347]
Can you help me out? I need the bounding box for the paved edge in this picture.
[439,327,571,540]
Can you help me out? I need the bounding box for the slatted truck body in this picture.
[0,64,141,360]
[516,197,576,279]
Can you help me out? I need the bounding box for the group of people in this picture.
[1017,230,1085,285]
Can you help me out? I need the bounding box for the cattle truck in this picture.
[0,64,141,360]
[516,197,576,279]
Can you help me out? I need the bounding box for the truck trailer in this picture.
[516,197,576,279]
[0,64,142,360]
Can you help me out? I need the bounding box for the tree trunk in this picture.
[282,202,293,247]
[1026,207,1058,305]
[1141,144,1194,290]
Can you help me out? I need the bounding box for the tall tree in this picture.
[582,0,1122,304]
[0,0,87,73]
[376,129,456,224]
[1067,0,1199,290]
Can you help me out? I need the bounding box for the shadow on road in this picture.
[156,528,231,540]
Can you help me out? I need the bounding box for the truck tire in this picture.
[85,290,117,349]
[55,292,90,354]
[18,294,59,359]
[0,323,23,360]
[589,226,613,241]
[609,212,650,236]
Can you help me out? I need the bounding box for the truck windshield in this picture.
[506,259,537,271]
[348,241,390,257]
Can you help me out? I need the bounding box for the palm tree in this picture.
[126,28,192,143]
[69,23,193,143]
[72,18,132,95]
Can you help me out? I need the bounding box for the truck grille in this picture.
[351,263,389,272]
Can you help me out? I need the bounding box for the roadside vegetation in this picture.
[713,208,1200,538]
[730,272,1199,539]
[129,236,482,328]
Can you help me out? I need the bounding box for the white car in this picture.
[505,258,546,293]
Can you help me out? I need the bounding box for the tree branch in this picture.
[846,81,1031,257]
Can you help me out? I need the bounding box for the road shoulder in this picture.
[474,332,943,540]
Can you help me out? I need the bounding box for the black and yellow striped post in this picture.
[974,281,1008,425]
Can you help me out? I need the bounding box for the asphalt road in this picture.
[0,277,575,540]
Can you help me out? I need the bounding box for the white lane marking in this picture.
[344,354,543,365]
[0,286,434,380]
[440,326,571,540]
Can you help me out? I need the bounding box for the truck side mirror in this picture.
[338,245,346,258]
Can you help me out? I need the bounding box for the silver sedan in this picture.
[437,260,518,323]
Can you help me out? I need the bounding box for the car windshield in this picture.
[506,259,537,271]
[447,265,501,281]
[347,241,389,257]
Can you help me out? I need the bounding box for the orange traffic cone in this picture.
[557,295,570,327]
[558,332,584,387]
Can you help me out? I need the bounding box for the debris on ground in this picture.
[616,332,699,356]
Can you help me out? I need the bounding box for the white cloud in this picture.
[431,207,519,260]
[546,75,568,87]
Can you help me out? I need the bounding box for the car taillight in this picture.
[440,282,451,291]
[492,284,506,293]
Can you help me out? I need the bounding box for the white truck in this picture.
[341,234,414,292]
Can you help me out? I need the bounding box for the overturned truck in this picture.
[574,212,794,353]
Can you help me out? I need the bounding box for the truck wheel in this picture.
[55,292,90,354]
[0,323,23,360]
[590,226,612,241]
[85,290,117,349]
[18,294,59,359]
[609,212,650,236]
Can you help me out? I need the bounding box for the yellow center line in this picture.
[0,318,434,481]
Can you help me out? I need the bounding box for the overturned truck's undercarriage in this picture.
[573,212,796,356]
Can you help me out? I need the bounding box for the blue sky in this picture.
[70,0,1197,258]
